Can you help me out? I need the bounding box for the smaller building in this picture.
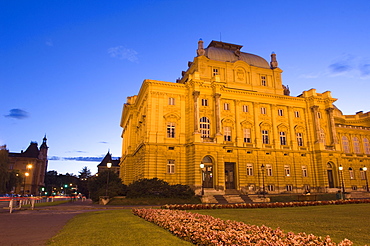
[8,136,48,195]
[97,151,120,175]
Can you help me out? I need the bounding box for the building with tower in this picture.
[119,40,370,197]
[8,136,49,195]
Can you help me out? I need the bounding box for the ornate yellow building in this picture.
[120,40,370,196]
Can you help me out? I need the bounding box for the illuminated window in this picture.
[294,111,300,118]
[200,117,210,138]
[342,136,350,153]
[224,103,230,110]
[246,163,253,176]
[363,138,370,154]
[302,166,308,177]
[278,109,284,116]
[284,165,290,176]
[261,75,267,86]
[201,99,208,106]
[297,132,304,146]
[168,97,175,105]
[243,128,251,143]
[224,126,232,141]
[280,131,287,145]
[360,168,366,180]
[353,137,360,154]
[266,164,273,176]
[167,123,175,138]
[167,160,175,174]
[242,105,248,112]
[262,130,269,144]
[349,167,355,179]
[261,107,267,114]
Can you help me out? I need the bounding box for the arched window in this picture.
[363,138,370,154]
[349,167,355,179]
[353,137,360,154]
[342,136,350,153]
[200,117,210,138]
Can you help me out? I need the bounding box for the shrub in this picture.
[126,178,195,199]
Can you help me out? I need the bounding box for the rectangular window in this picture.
[242,105,248,113]
[302,166,308,177]
[201,99,208,106]
[167,123,175,138]
[261,75,267,86]
[267,184,274,191]
[297,133,304,146]
[224,103,230,110]
[284,165,290,176]
[294,111,300,118]
[168,97,175,105]
[213,68,219,76]
[243,128,251,143]
[360,170,366,180]
[167,160,175,174]
[349,168,355,179]
[261,107,267,114]
[266,164,273,176]
[246,163,253,176]
[262,130,269,144]
[280,131,287,145]
[224,126,231,141]
[286,185,293,192]
[278,109,284,116]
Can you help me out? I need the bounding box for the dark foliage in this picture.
[126,178,195,199]
[88,170,127,202]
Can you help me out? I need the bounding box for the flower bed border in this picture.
[161,198,370,210]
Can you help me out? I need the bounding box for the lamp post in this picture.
[363,166,369,192]
[338,165,345,199]
[200,164,205,196]
[261,164,265,198]
[105,162,112,197]
[22,164,33,196]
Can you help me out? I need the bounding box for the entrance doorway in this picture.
[225,162,235,189]
[327,162,334,188]
[201,156,213,188]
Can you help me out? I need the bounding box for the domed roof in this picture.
[204,41,270,69]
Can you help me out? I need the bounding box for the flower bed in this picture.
[161,199,370,210]
[133,208,354,245]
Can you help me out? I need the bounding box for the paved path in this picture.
[0,200,137,246]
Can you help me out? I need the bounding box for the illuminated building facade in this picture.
[120,40,370,195]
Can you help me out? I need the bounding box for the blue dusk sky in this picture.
[1,1,370,175]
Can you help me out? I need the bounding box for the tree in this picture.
[77,166,91,197]
[0,146,9,193]
[88,170,126,202]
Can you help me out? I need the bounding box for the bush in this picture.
[126,178,195,199]
[88,171,127,202]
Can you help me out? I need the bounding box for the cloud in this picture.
[359,63,370,77]
[4,109,29,119]
[48,156,103,162]
[99,141,108,144]
[108,46,138,62]
[328,62,352,74]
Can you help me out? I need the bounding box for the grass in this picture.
[47,209,193,246]
[47,203,370,245]
[197,203,370,245]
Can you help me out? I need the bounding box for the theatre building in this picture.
[119,40,370,197]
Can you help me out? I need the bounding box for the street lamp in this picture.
[105,162,112,197]
[200,164,205,196]
[338,165,345,199]
[22,172,29,196]
[261,164,265,198]
[363,166,369,192]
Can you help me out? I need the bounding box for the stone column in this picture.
[326,107,338,145]
[193,91,200,133]
[214,93,221,135]
[311,106,321,143]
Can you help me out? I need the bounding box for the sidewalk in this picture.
[0,199,128,246]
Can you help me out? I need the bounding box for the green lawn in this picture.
[48,203,370,245]
[197,203,370,245]
[47,209,193,246]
